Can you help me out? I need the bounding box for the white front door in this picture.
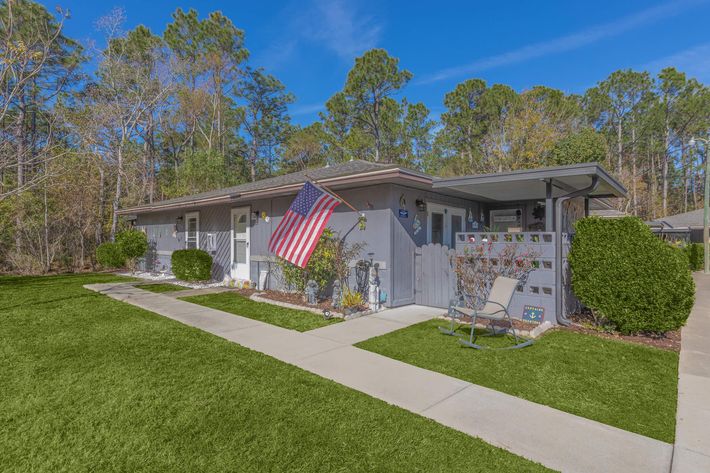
[230,207,250,280]
[427,203,466,249]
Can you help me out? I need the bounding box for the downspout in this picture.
[554,175,599,325]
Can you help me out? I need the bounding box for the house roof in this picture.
[431,162,627,202]
[120,160,626,215]
[648,208,705,229]
[120,160,430,214]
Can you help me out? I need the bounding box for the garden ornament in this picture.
[332,279,342,309]
[368,265,380,311]
[305,279,318,305]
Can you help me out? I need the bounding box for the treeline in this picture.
[0,0,708,273]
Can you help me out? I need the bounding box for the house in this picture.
[120,160,626,324]
[648,208,706,243]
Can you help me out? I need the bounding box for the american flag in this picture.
[268,181,341,268]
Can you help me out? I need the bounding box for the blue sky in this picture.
[44,0,710,125]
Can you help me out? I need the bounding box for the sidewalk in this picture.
[86,282,672,473]
[672,272,710,473]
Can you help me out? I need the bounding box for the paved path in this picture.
[673,273,710,473]
[86,282,672,473]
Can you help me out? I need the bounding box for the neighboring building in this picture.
[648,208,706,243]
[588,198,627,218]
[120,160,626,324]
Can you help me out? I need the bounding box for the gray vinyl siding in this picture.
[135,182,541,308]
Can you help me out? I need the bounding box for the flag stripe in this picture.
[268,209,296,252]
[296,205,337,267]
[294,197,339,267]
[268,181,341,268]
[284,194,332,262]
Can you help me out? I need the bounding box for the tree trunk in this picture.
[617,121,623,175]
[110,145,123,241]
[631,127,637,215]
[14,97,26,253]
[662,121,670,216]
[96,164,105,246]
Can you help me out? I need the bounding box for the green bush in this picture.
[277,229,337,296]
[96,242,125,269]
[569,216,695,334]
[116,229,148,271]
[171,249,212,281]
[685,243,704,271]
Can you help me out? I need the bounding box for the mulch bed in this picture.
[562,313,681,352]
[258,290,369,314]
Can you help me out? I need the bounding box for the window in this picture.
[431,212,444,245]
[451,214,463,248]
[185,212,199,249]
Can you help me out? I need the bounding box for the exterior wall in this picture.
[135,184,395,304]
[388,184,482,306]
[134,181,580,314]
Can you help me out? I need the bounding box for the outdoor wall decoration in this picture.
[522,305,544,323]
[413,214,422,235]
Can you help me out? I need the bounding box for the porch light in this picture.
[415,199,426,212]
[175,216,183,225]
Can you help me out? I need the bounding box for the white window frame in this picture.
[185,211,200,249]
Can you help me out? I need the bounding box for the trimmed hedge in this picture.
[685,243,704,271]
[96,242,125,268]
[569,217,695,334]
[171,249,212,281]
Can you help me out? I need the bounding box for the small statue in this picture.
[332,279,342,309]
[305,279,318,305]
[368,264,380,311]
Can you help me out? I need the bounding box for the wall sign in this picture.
[398,209,409,218]
[413,214,422,235]
[522,305,544,323]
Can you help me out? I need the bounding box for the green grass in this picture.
[0,274,550,472]
[356,320,679,443]
[138,282,187,293]
[181,291,340,332]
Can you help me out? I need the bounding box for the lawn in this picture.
[0,273,551,472]
[138,282,187,293]
[181,291,340,332]
[356,320,679,443]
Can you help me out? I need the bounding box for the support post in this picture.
[555,176,599,325]
[704,143,709,274]
[545,179,554,232]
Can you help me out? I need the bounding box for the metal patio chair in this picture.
[439,276,533,350]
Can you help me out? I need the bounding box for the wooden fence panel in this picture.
[415,244,457,308]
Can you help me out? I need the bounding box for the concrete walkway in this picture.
[672,272,710,473]
[307,305,442,344]
[86,282,672,473]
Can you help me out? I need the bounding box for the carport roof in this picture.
[432,162,627,202]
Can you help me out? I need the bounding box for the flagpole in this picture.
[304,173,362,214]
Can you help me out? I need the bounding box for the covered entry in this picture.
[428,163,627,325]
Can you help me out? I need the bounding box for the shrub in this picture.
[116,229,148,272]
[276,228,366,300]
[171,249,212,281]
[569,217,695,334]
[685,243,704,271]
[341,288,364,309]
[96,242,125,269]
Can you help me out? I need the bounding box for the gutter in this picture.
[554,175,599,325]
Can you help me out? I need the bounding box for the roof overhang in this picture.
[118,167,431,215]
[431,163,627,202]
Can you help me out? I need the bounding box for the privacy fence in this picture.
[415,232,576,324]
